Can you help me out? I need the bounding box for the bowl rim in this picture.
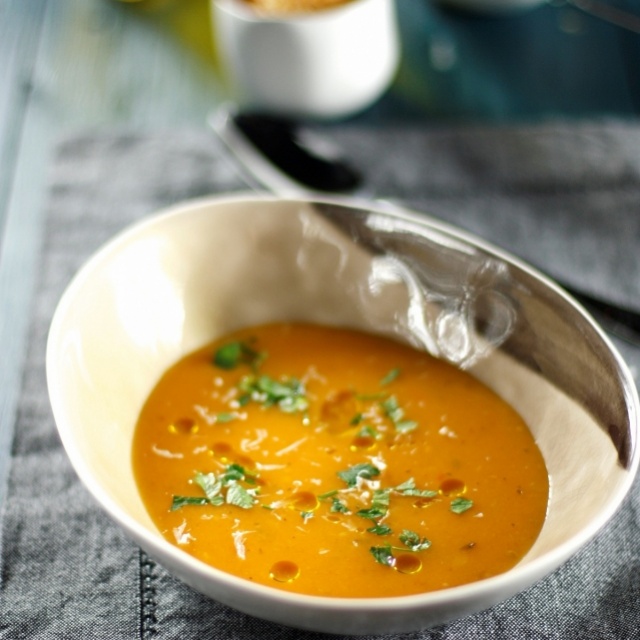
[47,191,640,614]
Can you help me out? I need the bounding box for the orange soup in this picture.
[132,323,549,597]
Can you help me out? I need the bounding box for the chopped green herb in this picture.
[226,483,256,509]
[350,413,364,426]
[381,395,420,434]
[193,472,223,503]
[372,488,391,508]
[170,495,209,511]
[330,497,350,514]
[357,425,379,439]
[356,506,387,521]
[395,419,418,434]
[239,374,309,414]
[370,545,395,567]
[215,412,236,424]
[380,368,400,386]
[213,342,243,369]
[356,489,390,521]
[399,529,431,552]
[367,523,393,536]
[381,395,404,422]
[318,489,339,500]
[450,497,474,514]
[221,463,256,485]
[301,511,314,523]
[213,340,263,371]
[337,462,381,487]
[395,478,438,498]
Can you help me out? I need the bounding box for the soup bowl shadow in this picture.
[46,194,639,635]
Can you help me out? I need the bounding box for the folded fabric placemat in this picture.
[1,122,639,639]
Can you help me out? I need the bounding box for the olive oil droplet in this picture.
[168,417,198,435]
[270,560,300,583]
[439,478,466,496]
[395,554,422,575]
[290,491,319,512]
[350,435,376,451]
[414,497,435,509]
[211,441,233,461]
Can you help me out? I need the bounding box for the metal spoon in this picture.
[208,105,640,345]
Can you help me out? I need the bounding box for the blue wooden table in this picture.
[0,0,638,503]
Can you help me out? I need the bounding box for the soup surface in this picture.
[133,323,549,597]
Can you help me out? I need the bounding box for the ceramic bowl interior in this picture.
[47,195,639,635]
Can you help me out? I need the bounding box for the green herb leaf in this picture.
[395,478,438,498]
[356,506,387,521]
[399,529,431,552]
[239,374,309,414]
[380,368,400,386]
[337,462,381,488]
[215,412,236,424]
[330,497,350,514]
[381,395,404,423]
[357,489,390,521]
[372,488,391,509]
[170,495,210,511]
[367,523,393,536]
[213,342,243,369]
[221,463,257,486]
[370,545,395,567]
[318,489,338,500]
[193,472,222,502]
[450,497,474,514]
[350,413,364,426]
[395,420,418,434]
[226,483,256,509]
[358,425,379,439]
[213,340,263,370]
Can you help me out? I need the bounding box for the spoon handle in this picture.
[209,106,640,347]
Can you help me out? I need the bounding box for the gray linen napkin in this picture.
[1,123,639,639]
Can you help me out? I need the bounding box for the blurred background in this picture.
[3,0,639,223]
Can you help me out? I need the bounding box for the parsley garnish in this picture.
[356,506,388,520]
[356,488,390,521]
[399,529,431,552]
[318,489,338,500]
[368,523,393,536]
[357,425,379,439]
[381,395,418,434]
[380,368,400,386]
[395,478,438,498]
[194,472,224,505]
[213,340,263,370]
[226,483,255,509]
[330,497,350,514]
[450,497,474,514]
[370,545,395,567]
[370,531,432,568]
[239,374,309,414]
[170,495,209,511]
[215,412,236,424]
[171,464,258,511]
[337,462,381,487]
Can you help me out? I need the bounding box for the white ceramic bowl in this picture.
[47,194,639,635]
[211,0,400,119]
